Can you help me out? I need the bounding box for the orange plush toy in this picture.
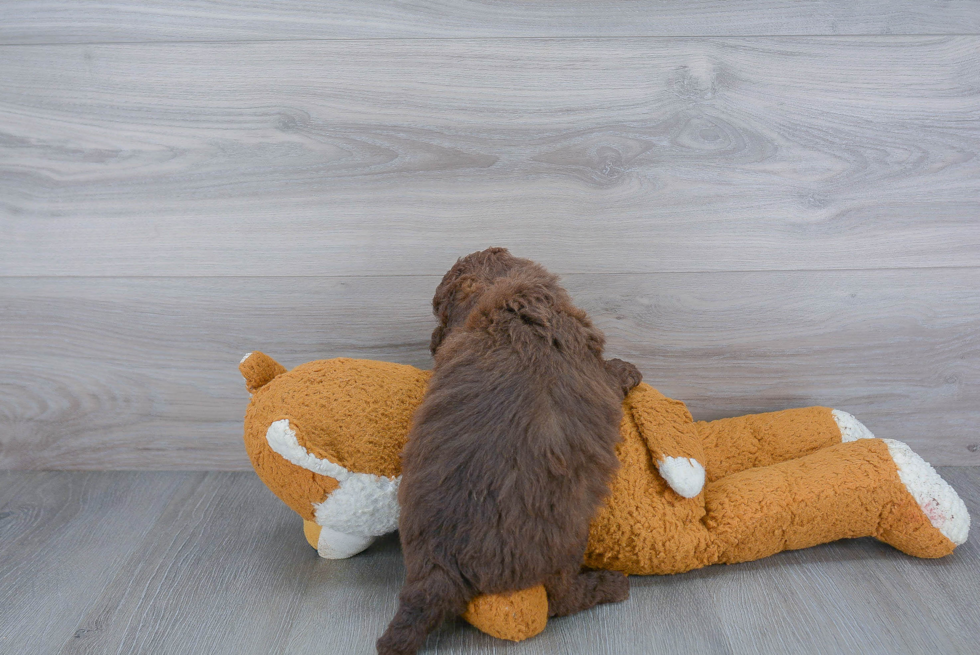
[240,353,970,642]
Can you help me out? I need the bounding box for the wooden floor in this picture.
[1,468,977,654]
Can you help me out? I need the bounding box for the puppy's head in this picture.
[430,247,524,354]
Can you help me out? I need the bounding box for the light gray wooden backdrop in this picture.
[1,2,978,470]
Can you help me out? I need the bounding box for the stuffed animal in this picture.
[240,352,970,642]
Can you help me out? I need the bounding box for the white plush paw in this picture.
[317,526,376,559]
[657,457,706,498]
[884,439,970,546]
[832,409,876,442]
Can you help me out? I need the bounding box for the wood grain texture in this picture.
[2,1,979,44]
[58,472,318,655]
[1,37,978,276]
[2,269,977,470]
[0,471,187,653]
[0,470,976,654]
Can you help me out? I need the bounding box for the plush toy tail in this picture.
[239,351,287,394]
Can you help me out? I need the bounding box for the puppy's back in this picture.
[378,265,624,655]
[400,269,621,588]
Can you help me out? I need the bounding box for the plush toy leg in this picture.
[877,439,969,552]
[460,565,626,641]
[702,438,967,566]
[697,406,850,481]
[458,570,627,643]
[461,586,549,642]
[301,519,375,559]
[303,519,321,549]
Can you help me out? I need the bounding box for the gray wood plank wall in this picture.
[1,3,978,469]
[2,1,979,42]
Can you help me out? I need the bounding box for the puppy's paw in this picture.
[593,569,630,605]
[606,358,643,397]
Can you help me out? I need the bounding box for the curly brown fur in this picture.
[378,248,641,655]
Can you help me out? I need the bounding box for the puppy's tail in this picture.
[377,567,470,655]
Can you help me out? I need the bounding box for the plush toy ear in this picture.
[240,351,287,394]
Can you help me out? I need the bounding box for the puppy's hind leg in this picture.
[377,567,470,655]
[545,567,630,618]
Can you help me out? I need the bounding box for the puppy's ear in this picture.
[466,279,556,334]
[429,323,447,356]
[430,274,486,355]
[503,296,550,328]
[434,273,483,317]
[566,306,604,356]
[454,274,484,300]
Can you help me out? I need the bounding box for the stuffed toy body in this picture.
[240,352,970,641]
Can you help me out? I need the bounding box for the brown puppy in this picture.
[377,248,641,655]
